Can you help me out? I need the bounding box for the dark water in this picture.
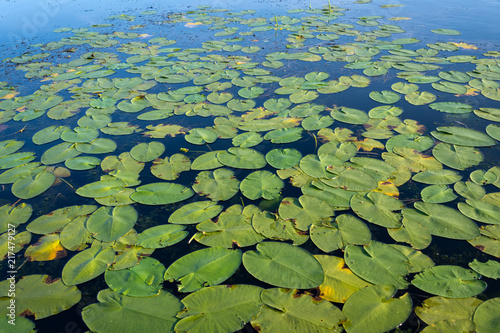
[1,0,500,332]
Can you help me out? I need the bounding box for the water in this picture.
[1,0,500,332]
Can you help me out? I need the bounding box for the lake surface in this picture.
[1,0,500,332]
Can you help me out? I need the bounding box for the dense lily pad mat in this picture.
[0,2,499,332]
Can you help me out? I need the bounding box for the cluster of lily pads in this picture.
[1,2,500,333]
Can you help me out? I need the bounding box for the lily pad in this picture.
[412,265,487,298]
[165,247,242,292]
[431,127,496,147]
[192,168,240,201]
[62,245,116,285]
[86,205,137,242]
[130,182,194,205]
[130,142,165,162]
[243,241,324,288]
[342,284,412,333]
[217,147,266,169]
[12,171,56,199]
[240,170,284,200]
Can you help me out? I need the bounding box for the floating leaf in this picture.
[243,241,324,288]
[431,126,496,147]
[165,247,241,292]
[240,170,284,200]
[192,168,240,201]
[0,275,81,319]
[175,284,262,333]
[469,259,500,279]
[217,147,266,169]
[412,265,487,298]
[130,142,165,162]
[342,284,412,333]
[12,171,55,199]
[135,224,187,248]
[131,182,193,205]
[350,192,404,228]
[432,143,483,170]
[62,245,115,285]
[105,257,165,297]
[86,205,137,242]
[404,91,436,105]
[345,241,410,289]
[265,148,302,169]
[251,288,345,333]
[279,195,333,231]
[82,289,182,333]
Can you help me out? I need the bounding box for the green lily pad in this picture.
[432,143,483,170]
[243,241,324,288]
[165,247,241,292]
[264,127,303,144]
[86,205,137,242]
[330,107,369,124]
[76,179,127,198]
[192,168,240,201]
[136,224,187,248]
[191,151,224,170]
[185,128,218,145]
[431,126,496,147]
[251,288,345,333]
[12,171,56,199]
[264,98,292,111]
[130,142,165,162]
[32,126,69,145]
[350,192,404,228]
[429,102,474,114]
[217,147,266,169]
[431,28,461,35]
[175,284,263,333]
[82,289,182,333]
[60,127,99,143]
[412,265,487,298]
[412,169,462,184]
[486,124,500,141]
[240,170,284,200]
[232,132,263,148]
[105,257,165,297]
[65,156,101,170]
[403,202,480,240]
[310,214,371,253]
[469,259,500,279]
[345,241,410,289]
[415,296,482,328]
[251,210,309,245]
[458,199,500,224]
[405,91,436,105]
[130,182,194,205]
[0,275,81,319]
[421,184,458,203]
[473,297,500,333]
[265,148,302,169]
[342,284,412,333]
[62,245,116,285]
[168,201,223,225]
[369,90,400,104]
[279,195,334,231]
[151,154,190,180]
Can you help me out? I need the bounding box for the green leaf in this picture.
[431,126,496,147]
[130,142,165,162]
[240,171,284,200]
[168,201,222,225]
[76,179,127,198]
[412,265,487,298]
[404,91,436,105]
[310,214,371,253]
[191,151,224,170]
[350,192,404,228]
[421,185,458,203]
[429,102,473,114]
[369,90,400,104]
[194,205,264,248]
[151,154,190,180]
[469,259,500,279]
[243,241,324,288]
[416,296,482,329]
[0,275,81,319]
[412,169,462,184]
[266,148,302,169]
[82,289,182,333]
[264,127,303,144]
[192,169,240,201]
[165,247,242,292]
[217,147,266,169]
[432,143,483,170]
[86,205,137,242]
[345,241,410,289]
[12,171,56,199]
[136,224,188,248]
[130,182,194,205]
[330,107,369,124]
[175,284,263,333]
[105,257,165,297]
[473,297,500,332]
[342,284,412,333]
[405,201,480,239]
[251,288,345,333]
[279,195,333,231]
[431,28,461,35]
[458,199,500,224]
[62,245,115,285]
